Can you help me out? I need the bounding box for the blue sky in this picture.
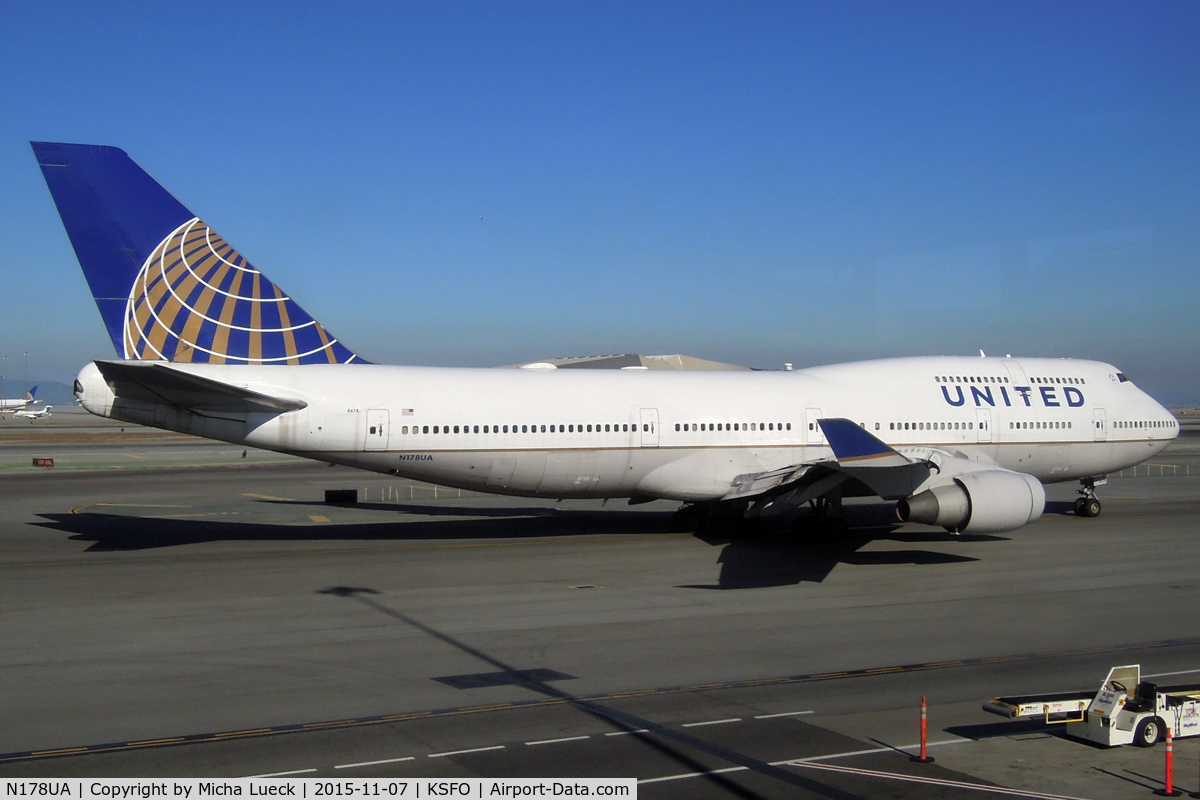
[1,1,1197,402]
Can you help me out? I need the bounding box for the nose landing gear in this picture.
[1074,476,1104,518]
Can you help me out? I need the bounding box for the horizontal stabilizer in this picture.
[95,361,307,414]
[818,418,912,467]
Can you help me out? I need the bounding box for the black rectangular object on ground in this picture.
[325,489,358,504]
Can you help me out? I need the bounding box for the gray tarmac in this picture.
[1,414,1199,799]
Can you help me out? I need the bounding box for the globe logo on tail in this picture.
[124,218,358,364]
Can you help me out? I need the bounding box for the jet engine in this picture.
[897,470,1045,533]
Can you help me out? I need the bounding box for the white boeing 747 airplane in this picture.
[0,386,38,414]
[34,142,1178,535]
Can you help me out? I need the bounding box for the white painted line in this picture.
[427,745,505,758]
[754,710,815,719]
[782,738,967,765]
[334,756,416,769]
[1144,668,1200,679]
[794,762,1091,800]
[681,717,741,728]
[242,769,317,778]
[640,766,747,784]
[525,735,590,746]
[638,738,968,785]
[604,729,650,736]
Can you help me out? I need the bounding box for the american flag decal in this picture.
[401,408,414,416]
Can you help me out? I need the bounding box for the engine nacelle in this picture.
[897,470,1045,533]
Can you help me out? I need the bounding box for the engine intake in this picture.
[897,470,1045,533]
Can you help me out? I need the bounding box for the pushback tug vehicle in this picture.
[984,665,1200,747]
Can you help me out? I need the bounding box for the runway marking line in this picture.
[524,736,589,746]
[302,720,359,730]
[244,769,317,778]
[639,766,747,784]
[6,635,1200,765]
[792,762,1091,800]
[334,756,415,769]
[754,711,814,719]
[427,745,505,758]
[68,502,189,514]
[308,515,331,523]
[1145,668,1200,679]
[639,738,968,785]
[244,493,295,502]
[215,728,272,738]
[681,718,741,728]
[604,729,649,736]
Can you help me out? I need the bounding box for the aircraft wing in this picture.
[94,361,307,414]
[723,418,935,517]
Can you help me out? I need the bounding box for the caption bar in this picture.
[2,780,635,799]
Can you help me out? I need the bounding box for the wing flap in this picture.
[722,418,936,511]
[94,361,307,414]
[722,463,815,501]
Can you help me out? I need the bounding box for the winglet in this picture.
[818,418,911,466]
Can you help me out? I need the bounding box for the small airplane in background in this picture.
[13,405,51,422]
[0,386,38,414]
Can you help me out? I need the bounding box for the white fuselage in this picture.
[76,356,1177,501]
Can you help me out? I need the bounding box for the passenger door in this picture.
[364,409,389,451]
[1093,408,1108,442]
[976,408,992,443]
[805,408,825,445]
[639,408,659,447]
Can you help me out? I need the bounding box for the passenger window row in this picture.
[1032,376,1085,385]
[935,375,1008,384]
[675,422,791,432]
[398,423,642,435]
[1115,420,1175,429]
[934,375,1087,386]
[890,421,974,431]
[1009,421,1073,429]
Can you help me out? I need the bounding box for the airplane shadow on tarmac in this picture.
[34,499,1001,589]
[682,502,1002,588]
[682,532,987,588]
[32,506,676,551]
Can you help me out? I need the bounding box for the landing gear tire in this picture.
[791,515,852,547]
[675,502,753,536]
[1076,477,1104,519]
[1134,716,1164,747]
[673,505,701,533]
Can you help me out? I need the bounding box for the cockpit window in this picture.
[1117,373,1129,383]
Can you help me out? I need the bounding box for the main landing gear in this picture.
[790,496,853,547]
[1074,477,1103,518]
[673,501,757,536]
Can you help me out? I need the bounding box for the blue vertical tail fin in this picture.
[32,142,363,365]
